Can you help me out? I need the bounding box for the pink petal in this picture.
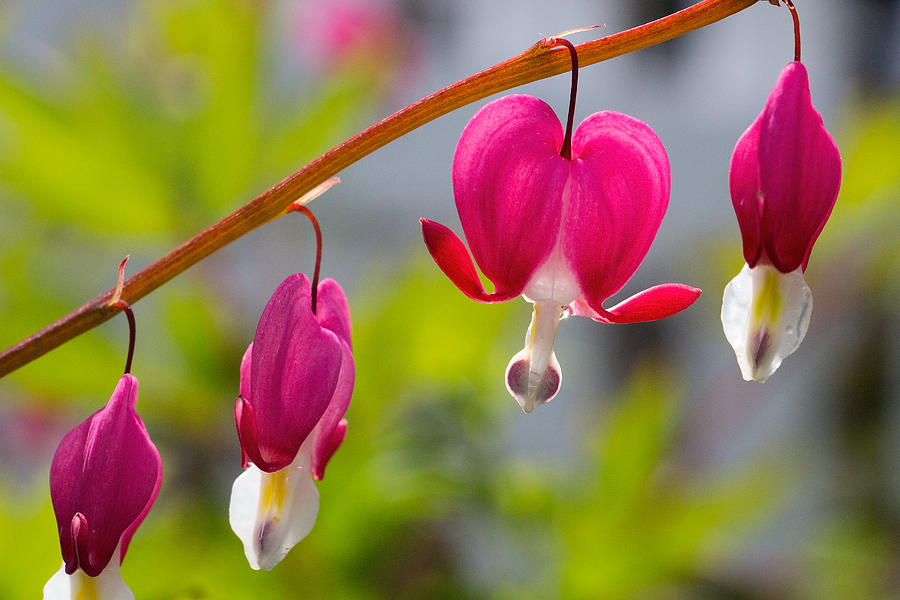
[311,340,354,480]
[564,111,671,312]
[729,121,764,267]
[451,94,570,296]
[239,343,252,403]
[732,62,841,272]
[49,374,161,577]
[313,419,348,481]
[421,219,519,302]
[572,283,701,324]
[248,274,343,472]
[309,279,354,479]
[234,395,257,470]
[315,278,353,349]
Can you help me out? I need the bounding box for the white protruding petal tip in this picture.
[505,347,562,413]
[229,454,320,571]
[721,263,812,382]
[43,547,134,600]
[504,302,564,413]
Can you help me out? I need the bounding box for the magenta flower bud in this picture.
[722,62,842,381]
[421,94,700,412]
[730,62,841,274]
[44,373,162,598]
[230,273,354,570]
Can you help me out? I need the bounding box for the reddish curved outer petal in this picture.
[238,343,253,402]
[234,395,257,469]
[757,62,841,272]
[421,219,520,302]
[313,416,348,481]
[452,94,570,295]
[50,374,162,577]
[565,111,671,311]
[729,120,764,267]
[315,278,353,349]
[236,344,254,468]
[248,274,342,472]
[572,284,701,324]
[310,280,355,480]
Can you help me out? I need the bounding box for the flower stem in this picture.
[287,205,323,314]
[0,0,759,378]
[552,38,579,160]
[782,0,800,62]
[109,257,136,374]
[114,300,136,375]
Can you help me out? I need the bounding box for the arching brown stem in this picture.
[0,0,760,378]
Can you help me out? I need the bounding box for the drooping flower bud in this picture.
[722,61,841,381]
[230,274,354,570]
[44,374,162,599]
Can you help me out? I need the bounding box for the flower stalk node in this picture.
[109,257,137,375]
[107,256,129,308]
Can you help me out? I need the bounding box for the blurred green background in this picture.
[0,0,898,598]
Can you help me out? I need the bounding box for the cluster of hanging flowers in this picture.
[42,183,355,597]
[38,1,841,595]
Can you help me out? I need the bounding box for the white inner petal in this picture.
[523,174,579,307]
[229,450,320,571]
[721,263,812,382]
[505,302,563,413]
[43,545,134,600]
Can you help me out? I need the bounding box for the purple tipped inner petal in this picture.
[506,358,560,412]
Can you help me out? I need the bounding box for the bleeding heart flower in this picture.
[44,259,160,600]
[721,58,841,382]
[230,273,354,570]
[421,55,700,412]
[44,374,162,600]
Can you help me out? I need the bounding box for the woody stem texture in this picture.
[0,0,759,378]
